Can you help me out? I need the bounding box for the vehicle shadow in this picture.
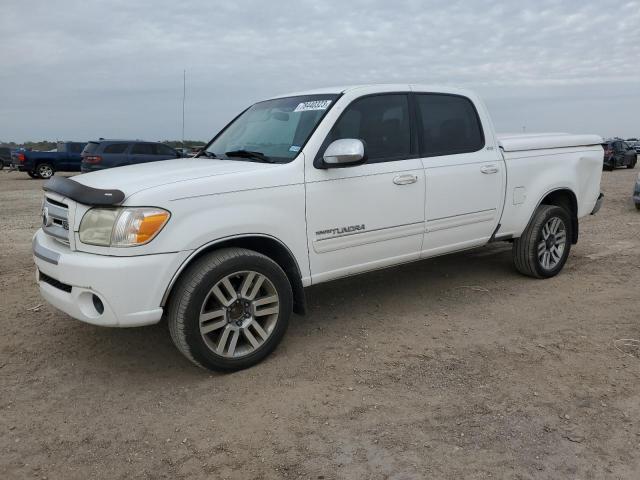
[61,242,515,378]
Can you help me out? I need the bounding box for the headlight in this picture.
[79,207,170,247]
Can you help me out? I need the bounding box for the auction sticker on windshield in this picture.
[294,100,332,112]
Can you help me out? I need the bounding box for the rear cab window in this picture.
[415,94,484,157]
[69,143,85,153]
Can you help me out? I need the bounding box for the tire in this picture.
[635,203,640,211]
[513,205,572,279]
[36,163,54,179]
[167,247,293,371]
[27,171,38,178]
[627,160,636,169]
[605,161,614,171]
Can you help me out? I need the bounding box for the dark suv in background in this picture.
[603,139,637,171]
[81,140,181,172]
[0,146,11,170]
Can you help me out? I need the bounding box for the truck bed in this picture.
[498,133,603,152]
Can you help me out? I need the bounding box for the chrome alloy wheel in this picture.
[199,271,280,358]
[38,164,53,179]
[537,216,567,270]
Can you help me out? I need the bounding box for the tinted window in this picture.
[83,142,100,154]
[103,143,129,154]
[155,144,176,156]
[416,94,484,157]
[69,143,85,153]
[132,143,154,154]
[327,94,411,162]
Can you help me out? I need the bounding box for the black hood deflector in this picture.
[43,176,125,206]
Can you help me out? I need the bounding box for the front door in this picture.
[305,93,425,284]
[413,93,505,256]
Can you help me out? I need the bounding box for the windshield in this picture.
[203,94,340,163]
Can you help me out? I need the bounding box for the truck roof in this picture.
[270,84,475,99]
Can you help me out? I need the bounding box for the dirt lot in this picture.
[1,167,639,479]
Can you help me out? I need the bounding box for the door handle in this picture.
[393,174,418,185]
[480,165,499,174]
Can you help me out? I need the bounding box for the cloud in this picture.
[1,0,639,141]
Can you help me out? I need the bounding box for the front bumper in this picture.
[591,193,604,215]
[33,229,190,327]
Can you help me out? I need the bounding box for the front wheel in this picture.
[36,163,54,179]
[167,248,293,371]
[513,205,572,278]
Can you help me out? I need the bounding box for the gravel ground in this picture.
[1,167,639,479]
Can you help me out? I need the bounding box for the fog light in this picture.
[92,294,104,315]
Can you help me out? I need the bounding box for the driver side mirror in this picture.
[322,139,365,167]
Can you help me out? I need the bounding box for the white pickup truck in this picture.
[33,85,604,371]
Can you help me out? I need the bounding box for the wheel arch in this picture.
[536,188,579,244]
[162,234,306,315]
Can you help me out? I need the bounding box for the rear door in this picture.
[153,143,179,161]
[305,93,426,283]
[101,142,130,168]
[414,92,505,256]
[129,143,155,164]
[66,142,85,171]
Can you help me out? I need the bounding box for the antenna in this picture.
[182,69,186,149]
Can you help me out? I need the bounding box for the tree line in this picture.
[0,140,206,151]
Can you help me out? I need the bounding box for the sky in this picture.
[1,0,639,143]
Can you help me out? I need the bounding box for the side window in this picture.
[69,143,84,153]
[103,143,129,154]
[154,144,177,156]
[326,94,411,162]
[132,143,154,155]
[416,94,484,157]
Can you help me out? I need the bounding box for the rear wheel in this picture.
[36,163,54,179]
[513,205,572,278]
[627,159,636,169]
[168,248,293,371]
[635,203,640,210]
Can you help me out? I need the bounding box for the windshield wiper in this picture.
[199,151,218,158]
[224,150,275,163]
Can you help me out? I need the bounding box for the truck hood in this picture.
[73,158,277,199]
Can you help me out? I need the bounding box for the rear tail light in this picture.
[17,153,25,163]
[83,155,102,164]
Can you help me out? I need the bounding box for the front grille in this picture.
[42,196,70,244]
[39,272,72,293]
